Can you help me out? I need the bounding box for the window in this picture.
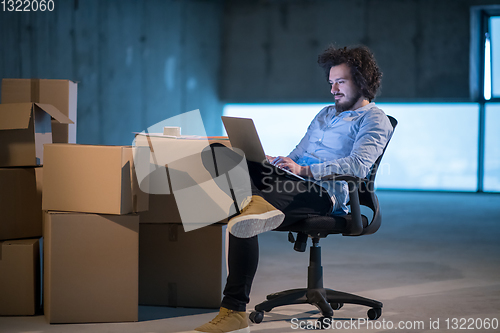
[483,16,500,191]
[484,103,500,192]
[490,16,500,98]
[374,104,478,191]
[484,15,500,100]
[223,103,479,191]
[471,6,500,192]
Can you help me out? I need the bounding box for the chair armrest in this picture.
[342,179,363,236]
[320,174,374,236]
[334,175,382,236]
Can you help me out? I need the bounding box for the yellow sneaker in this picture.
[194,307,250,333]
[228,195,284,238]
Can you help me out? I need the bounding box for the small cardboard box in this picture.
[1,79,78,144]
[136,136,232,224]
[0,238,40,316]
[0,103,73,167]
[43,211,139,324]
[139,223,227,308]
[0,167,43,241]
[42,144,148,215]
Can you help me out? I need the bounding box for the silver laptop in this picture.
[221,116,304,180]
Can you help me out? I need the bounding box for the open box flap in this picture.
[35,103,74,124]
[0,103,34,130]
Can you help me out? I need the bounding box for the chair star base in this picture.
[250,241,383,323]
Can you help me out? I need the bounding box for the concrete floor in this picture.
[1,191,500,333]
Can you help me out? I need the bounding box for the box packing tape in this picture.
[30,79,40,102]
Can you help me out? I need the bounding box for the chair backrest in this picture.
[355,115,397,235]
[366,115,398,185]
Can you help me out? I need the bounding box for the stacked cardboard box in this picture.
[0,167,43,316]
[136,135,232,224]
[139,223,227,308]
[0,79,149,324]
[42,143,148,324]
[0,168,43,241]
[0,239,40,316]
[1,77,237,321]
[136,135,232,308]
[43,211,139,324]
[0,79,76,316]
[1,79,78,144]
[42,144,148,215]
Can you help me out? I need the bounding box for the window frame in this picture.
[471,6,500,192]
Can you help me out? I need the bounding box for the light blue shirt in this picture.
[288,102,394,215]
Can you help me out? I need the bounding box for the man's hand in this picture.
[265,155,276,162]
[271,156,313,177]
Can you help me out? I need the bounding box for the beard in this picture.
[334,90,363,114]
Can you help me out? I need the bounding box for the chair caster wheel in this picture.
[317,317,332,329]
[330,302,343,310]
[249,311,264,324]
[367,308,382,320]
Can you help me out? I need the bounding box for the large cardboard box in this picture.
[43,211,139,324]
[1,79,78,144]
[139,223,227,308]
[0,167,43,241]
[0,103,73,167]
[136,136,232,225]
[42,144,148,215]
[0,238,40,316]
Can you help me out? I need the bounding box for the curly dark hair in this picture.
[318,45,382,102]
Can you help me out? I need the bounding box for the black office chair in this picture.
[249,116,397,326]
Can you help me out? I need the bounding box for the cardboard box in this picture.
[1,79,78,144]
[0,103,73,167]
[43,211,139,324]
[139,193,182,223]
[138,193,229,225]
[0,238,40,316]
[42,144,148,215]
[139,223,227,308]
[0,167,43,241]
[136,136,232,225]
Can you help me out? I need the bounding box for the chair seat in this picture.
[276,214,369,237]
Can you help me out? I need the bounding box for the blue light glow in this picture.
[484,34,492,100]
[490,16,500,98]
[223,103,480,191]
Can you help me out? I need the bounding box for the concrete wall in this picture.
[220,0,499,103]
[0,0,224,144]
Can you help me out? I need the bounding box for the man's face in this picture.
[329,63,363,113]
